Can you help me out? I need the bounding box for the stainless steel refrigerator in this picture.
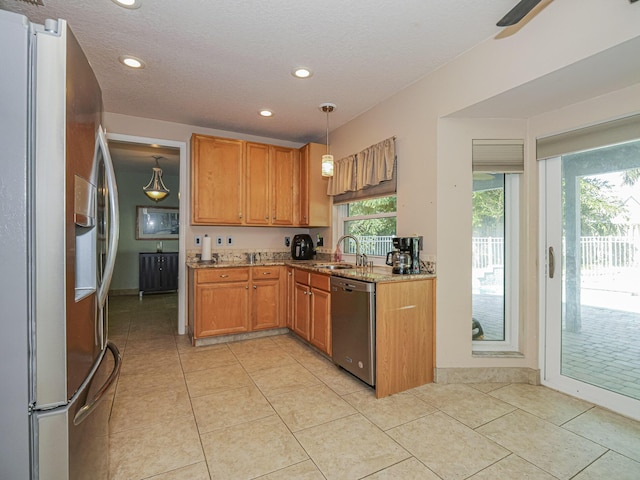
[0,9,121,479]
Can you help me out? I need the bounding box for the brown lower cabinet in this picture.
[292,269,331,356]
[188,266,285,341]
[188,265,436,398]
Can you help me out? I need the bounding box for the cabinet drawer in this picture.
[310,272,330,291]
[294,268,310,285]
[252,266,280,280]
[197,268,250,284]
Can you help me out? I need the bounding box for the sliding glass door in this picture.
[541,139,640,420]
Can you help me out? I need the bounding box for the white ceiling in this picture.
[2,0,525,145]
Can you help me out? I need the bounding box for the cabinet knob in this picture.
[245,286,249,289]
[220,274,229,278]
[239,213,243,218]
[253,285,257,289]
[262,272,271,275]
[303,291,307,295]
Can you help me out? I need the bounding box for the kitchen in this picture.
[2,0,640,479]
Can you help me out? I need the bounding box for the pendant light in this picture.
[143,155,170,201]
[320,103,336,177]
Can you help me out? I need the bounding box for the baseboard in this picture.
[109,289,138,296]
[435,367,540,385]
[193,328,290,347]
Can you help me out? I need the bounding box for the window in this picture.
[335,195,397,256]
[472,173,519,351]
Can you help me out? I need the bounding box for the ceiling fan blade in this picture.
[497,0,543,26]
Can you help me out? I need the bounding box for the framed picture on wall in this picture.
[136,206,179,240]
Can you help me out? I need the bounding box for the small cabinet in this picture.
[139,252,178,296]
[192,268,250,338]
[309,273,331,355]
[298,143,331,227]
[191,134,244,225]
[245,143,297,226]
[250,266,284,331]
[189,266,286,341]
[292,268,331,355]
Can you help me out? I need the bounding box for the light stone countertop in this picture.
[187,259,436,283]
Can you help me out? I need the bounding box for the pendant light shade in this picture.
[143,155,170,201]
[320,103,336,177]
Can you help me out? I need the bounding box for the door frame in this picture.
[539,157,640,421]
[106,132,188,335]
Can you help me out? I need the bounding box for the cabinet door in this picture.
[270,146,296,226]
[298,143,330,227]
[139,254,160,292]
[293,282,310,340]
[191,134,244,225]
[162,253,179,290]
[298,144,310,226]
[195,282,249,337]
[245,142,270,225]
[285,267,294,328]
[251,278,280,330]
[310,287,331,355]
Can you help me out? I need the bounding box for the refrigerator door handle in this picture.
[73,341,121,426]
[97,126,120,309]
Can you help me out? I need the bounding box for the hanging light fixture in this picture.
[143,155,170,201]
[320,103,336,177]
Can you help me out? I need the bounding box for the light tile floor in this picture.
[108,293,640,480]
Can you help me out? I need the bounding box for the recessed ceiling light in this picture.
[292,67,313,79]
[119,55,145,69]
[111,0,142,9]
[259,110,274,117]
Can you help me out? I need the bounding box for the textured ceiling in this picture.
[0,0,524,145]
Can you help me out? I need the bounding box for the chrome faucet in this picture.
[336,234,367,267]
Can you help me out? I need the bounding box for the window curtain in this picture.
[328,137,396,199]
[326,155,356,196]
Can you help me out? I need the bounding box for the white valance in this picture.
[328,137,396,196]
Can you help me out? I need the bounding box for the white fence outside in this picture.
[472,234,640,293]
[341,235,395,256]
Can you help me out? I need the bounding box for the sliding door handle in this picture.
[548,246,555,279]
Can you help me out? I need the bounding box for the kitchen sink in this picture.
[314,263,354,270]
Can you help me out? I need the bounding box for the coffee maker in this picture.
[386,236,422,274]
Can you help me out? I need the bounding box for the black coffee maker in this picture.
[386,236,422,274]
[291,234,314,260]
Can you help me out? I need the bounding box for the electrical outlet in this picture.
[285,236,290,247]
[227,236,233,246]
[194,235,202,246]
[216,236,223,246]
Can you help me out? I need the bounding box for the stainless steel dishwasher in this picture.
[331,276,376,386]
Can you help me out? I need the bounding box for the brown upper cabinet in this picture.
[245,143,296,226]
[299,142,331,227]
[191,135,244,225]
[191,134,330,227]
